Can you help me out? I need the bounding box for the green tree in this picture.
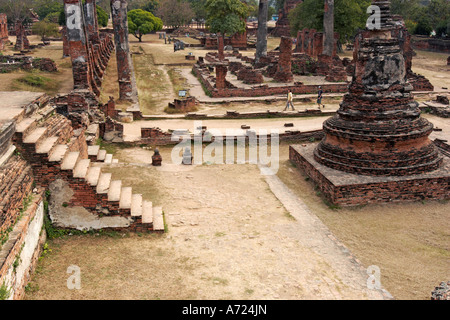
[32,20,59,43]
[128,9,163,42]
[32,0,63,20]
[129,0,160,13]
[205,0,249,60]
[188,0,207,25]
[288,0,371,43]
[157,0,195,28]
[414,16,433,35]
[96,5,109,27]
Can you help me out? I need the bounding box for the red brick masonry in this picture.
[290,144,450,206]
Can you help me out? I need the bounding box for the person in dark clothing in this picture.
[317,86,324,109]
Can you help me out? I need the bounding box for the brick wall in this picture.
[289,145,450,206]
[0,14,8,51]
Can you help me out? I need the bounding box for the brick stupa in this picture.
[289,0,449,206]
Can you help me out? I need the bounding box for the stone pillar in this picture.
[273,36,293,82]
[255,0,268,63]
[64,0,92,91]
[217,35,225,61]
[14,20,24,51]
[61,26,70,57]
[215,64,227,89]
[110,0,138,103]
[322,0,334,57]
[84,0,100,44]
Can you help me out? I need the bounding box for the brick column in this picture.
[273,36,293,82]
[84,0,100,44]
[64,0,92,91]
[14,20,24,51]
[322,0,334,57]
[110,0,138,103]
[255,0,268,63]
[61,26,70,57]
[215,64,227,89]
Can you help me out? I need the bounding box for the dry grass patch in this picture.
[24,233,200,300]
[276,141,450,300]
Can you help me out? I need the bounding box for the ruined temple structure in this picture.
[272,0,303,37]
[0,14,8,51]
[273,36,294,82]
[391,16,434,91]
[200,30,248,50]
[295,29,347,82]
[111,0,139,104]
[295,29,339,58]
[290,0,449,206]
[14,20,30,52]
[59,0,115,119]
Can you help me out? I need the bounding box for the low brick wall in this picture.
[289,144,450,206]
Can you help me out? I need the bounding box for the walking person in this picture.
[317,86,324,109]
[284,89,295,111]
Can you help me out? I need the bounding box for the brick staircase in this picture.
[13,104,164,233]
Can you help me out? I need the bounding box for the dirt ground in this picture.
[24,139,449,300]
[4,33,448,301]
[0,36,73,95]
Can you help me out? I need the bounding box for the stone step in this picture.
[87,145,100,157]
[61,152,80,171]
[73,159,91,179]
[15,118,36,136]
[23,127,47,147]
[130,194,142,217]
[97,172,112,194]
[108,180,122,202]
[104,153,113,164]
[152,207,164,231]
[85,166,101,186]
[35,136,58,154]
[112,159,119,164]
[119,187,132,209]
[97,149,107,161]
[48,144,68,162]
[142,200,153,224]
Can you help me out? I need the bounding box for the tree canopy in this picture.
[32,20,59,42]
[128,0,160,14]
[128,9,163,41]
[205,0,249,36]
[157,0,195,28]
[288,0,371,42]
[96,5,109,27]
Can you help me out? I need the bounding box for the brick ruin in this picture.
[273,36,294,82]
[192,34,350,98]
[295,29,339,58]
[0,14,8,51]
[272,0,303,37]
[0,55,58,73]
[295,28,347,83]
[200,30,248,50]
[193,50,348,98]
[289,0,449,206]
[14,21,30,52]
[110,0,139,103]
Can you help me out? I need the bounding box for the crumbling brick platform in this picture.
[290,143,450,206]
